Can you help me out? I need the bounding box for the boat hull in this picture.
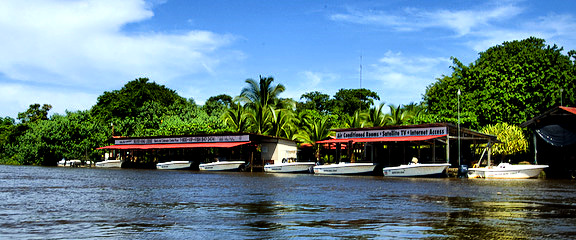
[383,163,451,177]
[264,162,316,173]
[468,164,548,179]
[95,160,122,168]
[199,161,245,171]
[313,163,376,175]
[57,159,82,167]
[156,161,192,170]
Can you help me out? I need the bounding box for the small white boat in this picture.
[313,162,376,175]
[468,163,548,179]
[95,159,122,168]
[156,161,192,170]
[264,162,316,173]
[57,159,82,167]
[199,161,245,171]
[382,163,451,177]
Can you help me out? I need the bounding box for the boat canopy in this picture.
[97,141,251,150]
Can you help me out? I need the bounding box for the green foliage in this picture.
[239,76,287,135]
[202,94,233,116]
[17,104,52,123]
[1,78,232,165]
[298,91,332,114]
[240,76,286,109]
[332,88,380,116]
[223,102,249,132]
[295,113,335,161]
[92,78,189,121]
[479,123,528,160]
[385,105,413,125]
[343,110,368,128]
[3,111,111,165]
[367,103,387,127]
[424,37,576,128]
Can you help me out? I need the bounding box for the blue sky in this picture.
[1,0,575,119]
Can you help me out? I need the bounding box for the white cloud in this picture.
[367,51,450,104]
[279,71,341,102]
[330,3,522,36]
[0,83,98,119]
[469,13,576,52]
[0,0,239,117]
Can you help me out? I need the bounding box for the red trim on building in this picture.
[560,106,576,115]
[97,141,251,150]
[316,135,447,144]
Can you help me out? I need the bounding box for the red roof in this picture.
[316,135,447,144]
[560,106,576,115]
[97,141,250,150]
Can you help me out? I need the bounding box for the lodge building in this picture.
[97,133,298,170]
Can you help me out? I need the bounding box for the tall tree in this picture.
[91,78,189,121]
[17,103,52,123]
[239,76,286,134]
[298,91,332,114]
[368,103,387,127]
[424,37,576,128]
[203,94,233,116]
[332,88,380,116]
[296,114,334,161]
[223,102,249,133]
[240,76,285,109]
[344,109,368,128]
[385,105,413,126]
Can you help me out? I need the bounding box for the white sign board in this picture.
[335,127,447,139]
[115,135,250,145]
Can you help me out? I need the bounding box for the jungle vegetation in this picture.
[0,37,574,165]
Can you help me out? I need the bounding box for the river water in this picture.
[1,165,575,239]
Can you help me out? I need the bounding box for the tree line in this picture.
[0,37,574,165]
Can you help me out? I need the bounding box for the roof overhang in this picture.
[316,135,447,144]
[97,141,251,150]
[521,106,576,128]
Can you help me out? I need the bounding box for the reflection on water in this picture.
[0,165,575,239]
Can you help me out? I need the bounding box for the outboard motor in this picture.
[458,165,468,178]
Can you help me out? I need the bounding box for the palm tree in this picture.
[246,104,272,134]
[295,114,334,161]
[240,76,285,109]
[385,104,413,125]
[223,102,249,132]
[239,76,286,134]
[268,106,295,138]
[344,109,367,128]
[368,103,387,127]
[403,102,427,124]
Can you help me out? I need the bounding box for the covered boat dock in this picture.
[520,106,576,178]
[317,123,498,175]
[96,133,297,170]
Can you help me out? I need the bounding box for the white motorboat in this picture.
[57,159,82,167]
[382,163,451,177]
[156,161,192,170]
[199,161,245,171]
[468,163,548,179]
[264,162,316,173]
[95,159,122,168]
[313,162,376,175]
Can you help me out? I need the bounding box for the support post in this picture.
[446,136,450,164]
[487,140,492,166]
[533,133,538,164]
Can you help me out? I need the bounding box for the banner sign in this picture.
[335,127,447,139]
[115,135,250,145]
